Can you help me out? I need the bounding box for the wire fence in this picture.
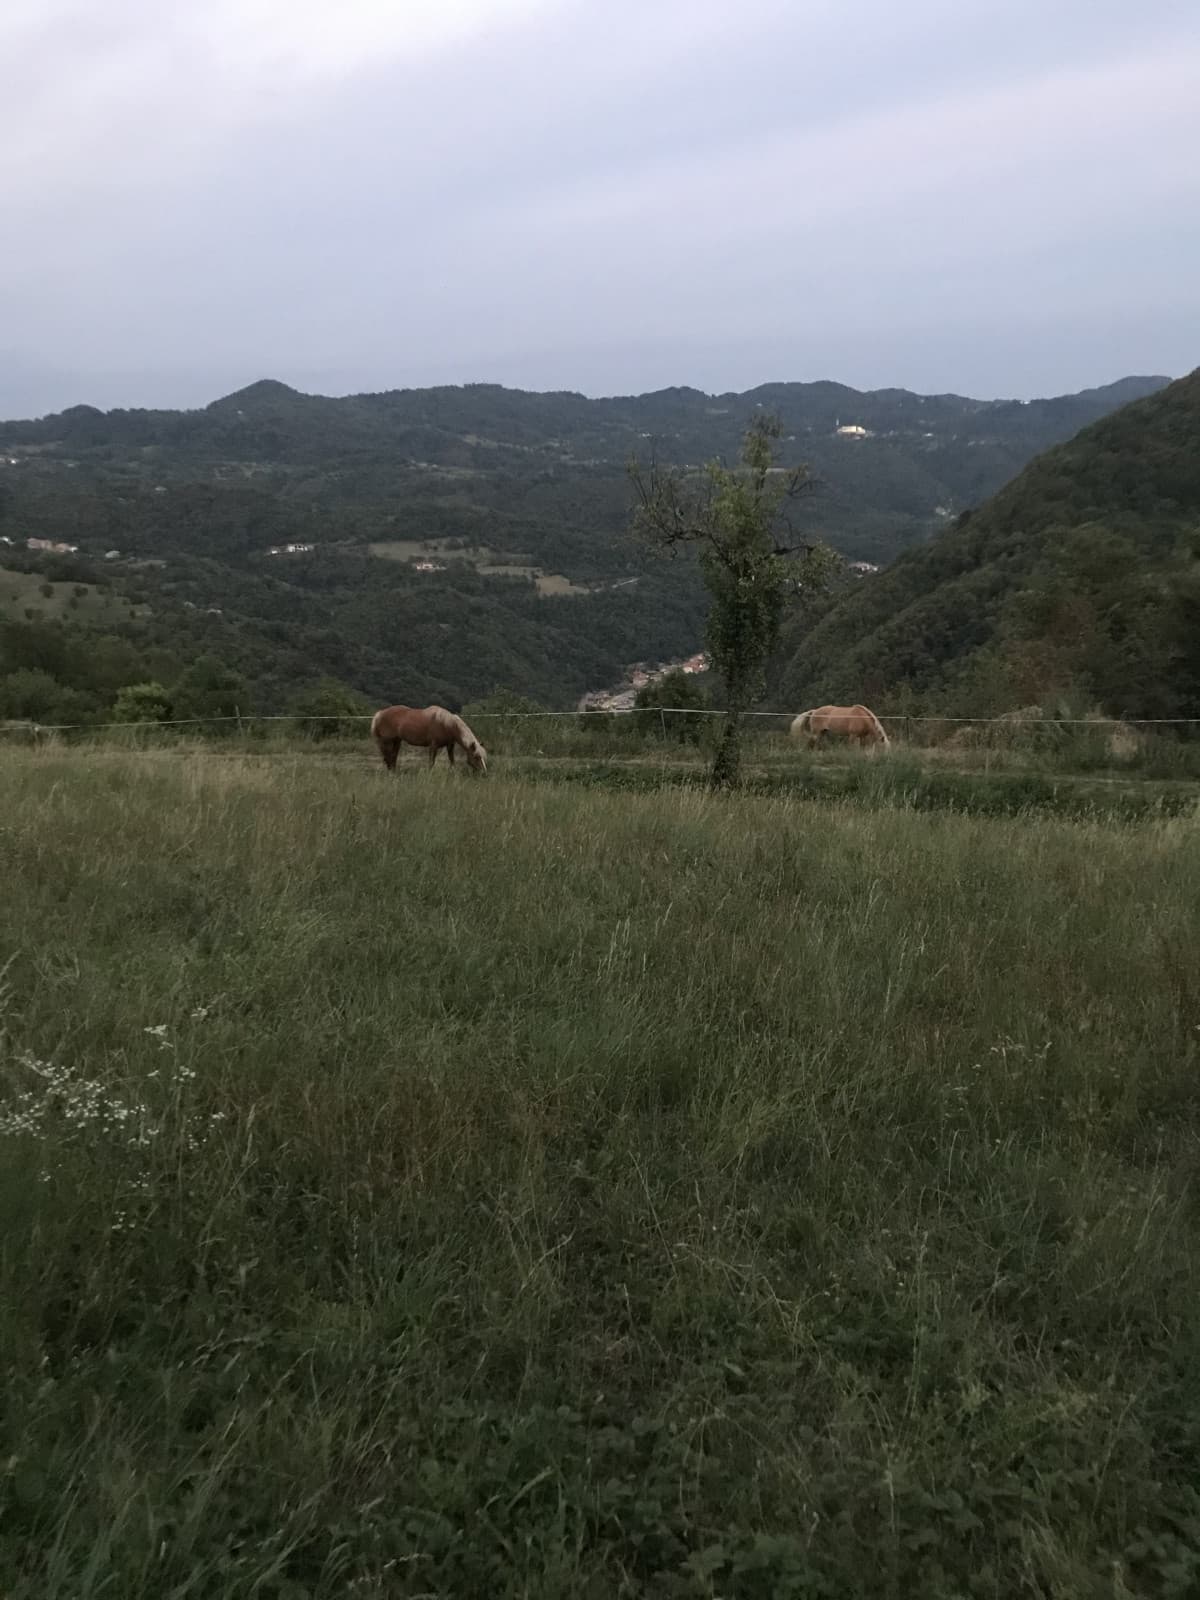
[6,705,1200,789]
[6,707,1200,736]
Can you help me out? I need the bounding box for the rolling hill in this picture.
[0,372,1175,721]
[774,367,1200,720]
[1,373,1169,564]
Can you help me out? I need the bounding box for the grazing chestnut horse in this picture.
[370,704,488,773]
[790,704,889,749]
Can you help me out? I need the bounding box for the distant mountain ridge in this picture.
[4,372,1170,454]
[1,372,1171,567]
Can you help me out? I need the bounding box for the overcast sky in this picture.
[4,0,1198,416]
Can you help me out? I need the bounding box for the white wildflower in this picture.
[0,1050,162,1182]
[1,1039,228,1188]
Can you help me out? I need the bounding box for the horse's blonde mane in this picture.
[426,705,486,758]
[855,705,889,743]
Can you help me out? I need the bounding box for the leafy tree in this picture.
[633,669,707,743]
[287,678,371,740]
[463,688,547,718]
[0,618,73,681]
[172,654,249,724]
[1165,565,1200,717]
[464,688,550,713]
[0,668,99,726]
[112,682,173,724]
[0,667,63,721]
[87,636,152,701]
[43,686,101,727]
[631,414,836,785]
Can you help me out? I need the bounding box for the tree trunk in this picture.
[710,704,742,788]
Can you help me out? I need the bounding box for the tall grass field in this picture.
[1,746,1198,1597]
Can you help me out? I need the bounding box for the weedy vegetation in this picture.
[1,745,1199,1597]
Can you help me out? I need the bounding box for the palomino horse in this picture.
[370,704,488,773]
[790,704,890,749]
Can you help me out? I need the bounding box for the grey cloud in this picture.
[3,0,1197,414]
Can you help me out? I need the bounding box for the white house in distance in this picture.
[834,421,872,438]
[27,536,79,555]
[267,542,315,556]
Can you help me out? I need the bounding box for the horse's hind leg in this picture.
[427,744,438,769]
[446,742,456,766]
[377,737,401,772]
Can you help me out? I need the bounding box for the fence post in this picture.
[659,706,667,740]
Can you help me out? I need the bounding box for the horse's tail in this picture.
[369,708,387,739]
[790,710,813,738]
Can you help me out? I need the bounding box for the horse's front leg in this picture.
[446,742,456,766]
[428,744,438,769]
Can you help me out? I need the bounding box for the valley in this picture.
[0,371,1174,723]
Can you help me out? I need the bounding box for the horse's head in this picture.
[467,741,488,773]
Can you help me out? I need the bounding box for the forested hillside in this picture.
[774,368,1200,720]
[2,373,1167,562]
[0,372,1171,723]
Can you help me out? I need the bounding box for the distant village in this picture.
[1,535,124,559]
[579,651,710,713]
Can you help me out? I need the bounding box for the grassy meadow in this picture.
[0,569,139,626]
[1,745,1199,1596]
[365,538,584,596]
